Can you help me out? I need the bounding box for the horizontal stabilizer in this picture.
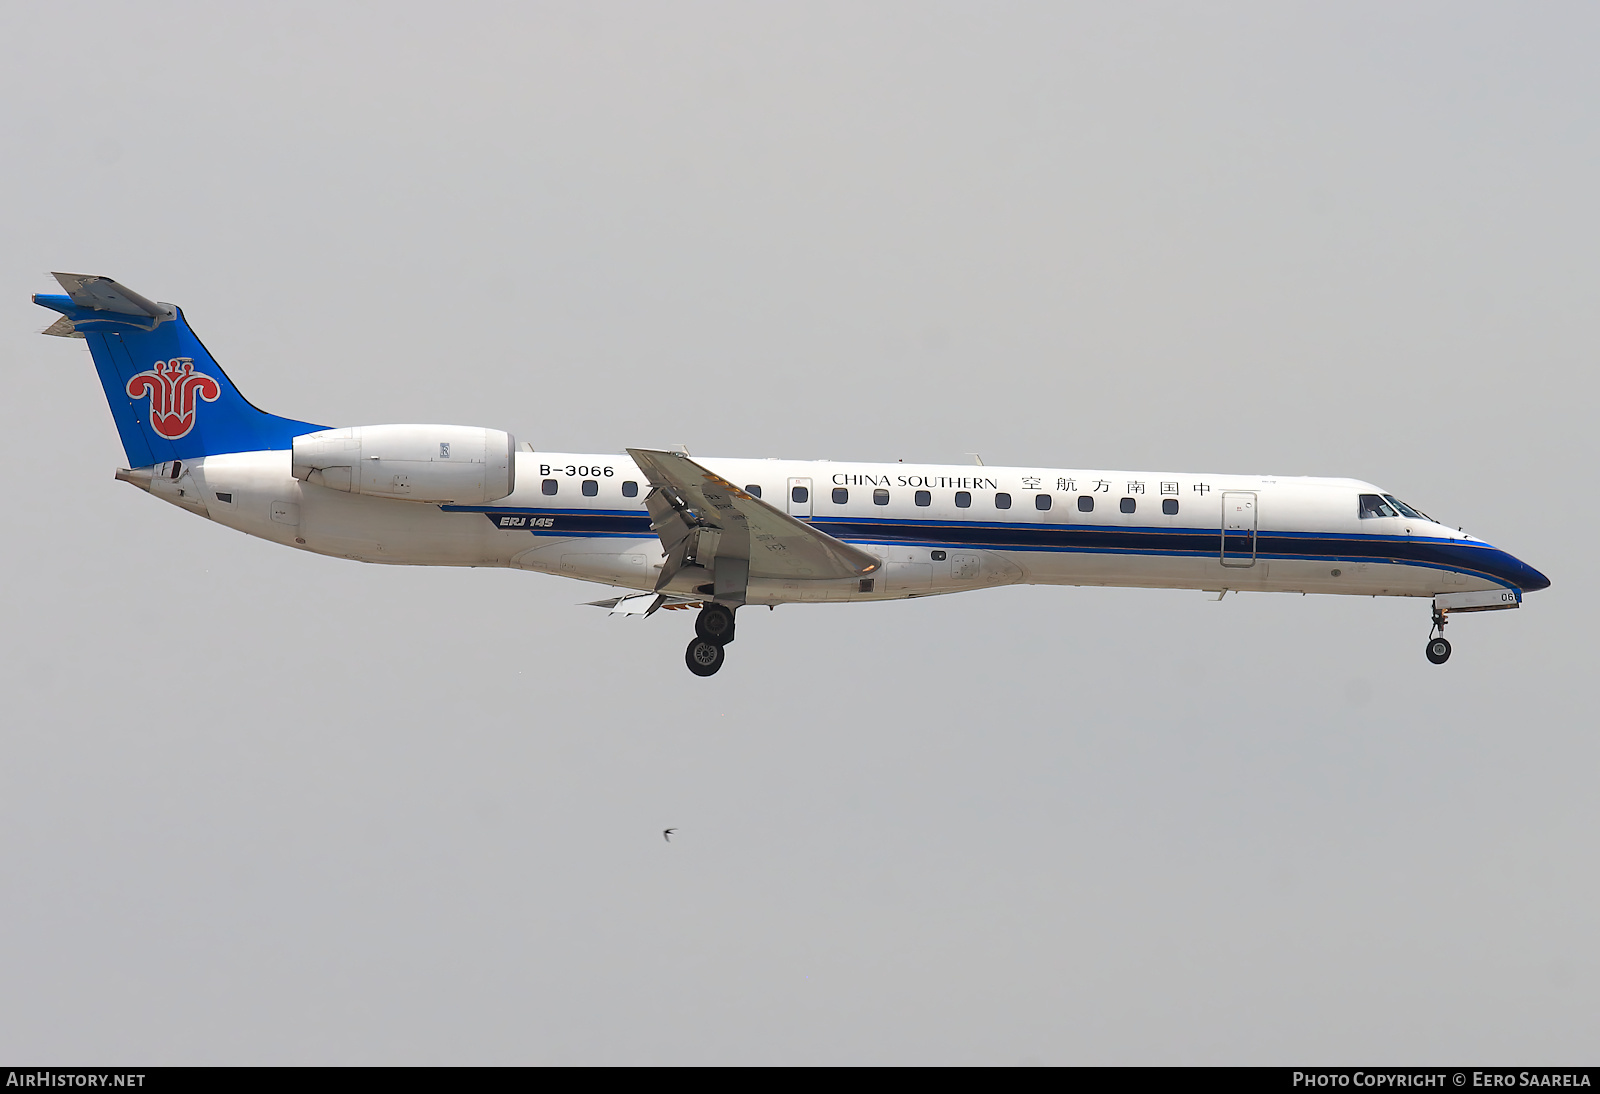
[50,272,171,318]
[41,315,84,339]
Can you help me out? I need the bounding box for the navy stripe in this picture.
[832,518,1536,588]
[442,506,1540,590]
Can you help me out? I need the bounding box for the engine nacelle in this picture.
[292,424,516,504]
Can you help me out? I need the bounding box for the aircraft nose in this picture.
[1491,548,1551,593]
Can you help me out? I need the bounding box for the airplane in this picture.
[33,272,1550,677]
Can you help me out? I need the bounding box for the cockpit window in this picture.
[1382,494,1433,522]
[1358,493,1399,518]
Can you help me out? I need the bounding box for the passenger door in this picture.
[1220,491,1257,568]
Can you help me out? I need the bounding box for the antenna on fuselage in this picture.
[965,453,985,466]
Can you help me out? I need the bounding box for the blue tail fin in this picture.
[33,273,326,467]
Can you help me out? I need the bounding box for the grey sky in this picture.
[1,1,1594,1064]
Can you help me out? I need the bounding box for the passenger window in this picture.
[1162,498,1179,516]
[1077,495,1094,513]
[582,479,598,497]
[745,484,761,498]
[914,490,932,507]
[995,492,1012,509]
[873,489,890,506]
[792,485,809,504]
[931,550,947,561]
[1035,494,1052,511]
[955,491,971,508]
[1359,493,1398,518]
[541,479,558,496]
[832,487,848,504]
[622,480,639,498]
[1120,497,1135,514]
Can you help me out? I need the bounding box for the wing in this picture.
[626,448,879,599]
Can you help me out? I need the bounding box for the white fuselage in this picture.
[141,449,1534,606]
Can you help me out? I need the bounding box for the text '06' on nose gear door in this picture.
[1221,491,1257,568]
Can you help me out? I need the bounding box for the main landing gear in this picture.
[1425,606,1452,665]
[685,603,737,677]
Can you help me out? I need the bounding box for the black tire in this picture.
[695,603,736,644]
[685,637,726,676]
[1425,637,1452,665]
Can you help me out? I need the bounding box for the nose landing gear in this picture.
[1425,606,1452,665]
[684,603,737,676]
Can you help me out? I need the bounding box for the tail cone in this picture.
[114,466,153,492]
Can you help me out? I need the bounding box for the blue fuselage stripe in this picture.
[441,505,1535,588]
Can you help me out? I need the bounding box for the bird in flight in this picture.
[663,829,676,842]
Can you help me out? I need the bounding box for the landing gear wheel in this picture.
[685,637,726,676]
[695,603,736,644]
[1425,605,1452,665]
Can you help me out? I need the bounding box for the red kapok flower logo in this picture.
[125,358,220,440]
